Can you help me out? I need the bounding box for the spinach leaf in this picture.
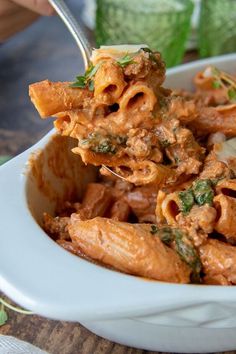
[79,133,126,154]
[179,189,195,215]
[174,229,202,282]
[150,226,202,282]
[91,139,116,154]
[150,225,174,244]
[193,179,214,206]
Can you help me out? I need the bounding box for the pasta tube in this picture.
[29,80,92,118]
[215,179,236,197]
[114,160,171,186]
[155,190,167,224]
[81,183,112,219]
[69,216,190,283]
[119,82,157,112]
[94,60,126,104]
[161,192,181,226]
[190,104,236,136]
[199,239,236,284]
[214,194,236,240]
[54,110,91,137]
[110,198,130,222]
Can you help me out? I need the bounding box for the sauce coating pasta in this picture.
[29,47,236,284]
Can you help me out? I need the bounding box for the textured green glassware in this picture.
[95,0,194,67]
[199,0,236,58]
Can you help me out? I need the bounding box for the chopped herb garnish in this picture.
[160,139,171,148]
[158,227,174,245]
[0,306,8,326]
[88,80,94,91]
[228,88,236,101]
[211,177,223,186]
[209,66,236,102]
[79,133,127,154]
[212,80,221,89]
[179,189,195,215]
[192,179,214,206]
[140,47,160,65]
[178,179,215,215]
[0,297,33,326]
[86,63,100,79]
[150,225,173,244]
[117,54,135,67]
[70,63,100,91]
[150,226,202,281]
[174,229,202,282]
[70,76,86,88]
[91,139,116,154]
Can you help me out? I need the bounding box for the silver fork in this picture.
[48,0,127,181]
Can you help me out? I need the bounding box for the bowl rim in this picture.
[1,53,236,323]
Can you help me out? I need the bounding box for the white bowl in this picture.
[1,54,236,353]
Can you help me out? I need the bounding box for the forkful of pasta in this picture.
[29,0,204,187]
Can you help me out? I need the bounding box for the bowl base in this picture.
[81,318,236,353]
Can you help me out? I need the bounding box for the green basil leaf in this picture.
[88,80,94,91]
[70,76,86,88]
[85,63,100,80]
[117,54,134,67]
[193,179,214,206]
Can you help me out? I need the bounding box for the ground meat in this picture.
[168,96,198,123]
[200,152,232,180]
[124,51,165,87]
[124,52,152,80]
[43,213,70,240]
[177,204,217,247]
[126,128,162,161]
[166,127,205,176]
[154,118,179,146]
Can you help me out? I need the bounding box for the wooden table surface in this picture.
[1,2,235,353]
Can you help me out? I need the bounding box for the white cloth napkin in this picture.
[0,335,48,354]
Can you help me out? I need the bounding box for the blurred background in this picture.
[1,0,236,160]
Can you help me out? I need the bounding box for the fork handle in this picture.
[48,0,92,69]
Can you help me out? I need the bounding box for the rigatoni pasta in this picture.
[30,46,236,285]
[94,60,126,104]
[29,80,93,118]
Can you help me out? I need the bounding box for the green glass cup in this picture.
[95,0,194,67]
[199,0,236,58]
